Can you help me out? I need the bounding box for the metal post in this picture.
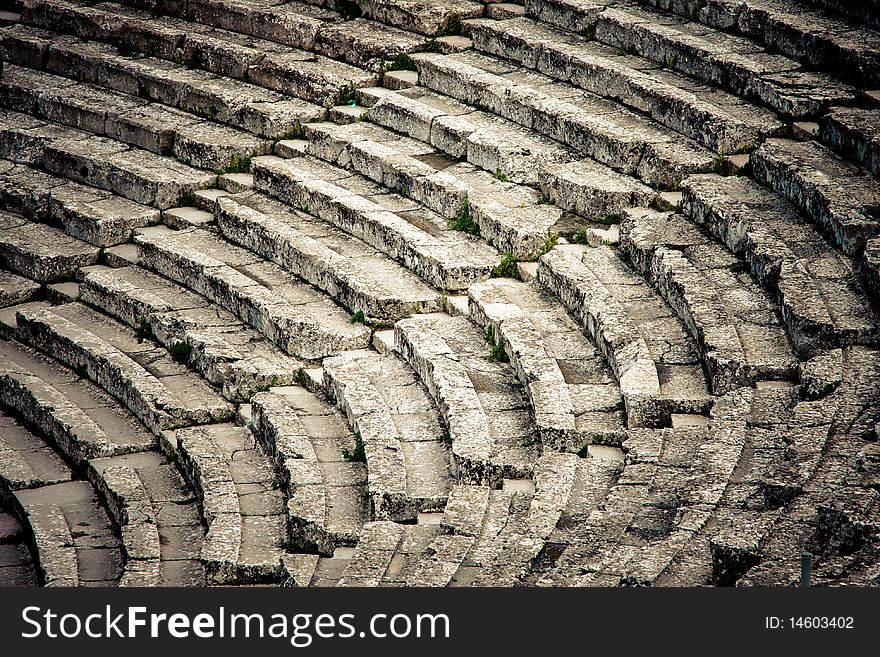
[801,551,812,588]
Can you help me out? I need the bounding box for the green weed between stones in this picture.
[169,341,192,365]
[435,15,463,38]
[491,253,519,279]
[572,228,590,245]
[218,153,252,175]
[342,433,367,462]
[450,200,480,235]
[136,317,154,343]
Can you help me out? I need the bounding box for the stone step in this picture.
[365,85,658,218]
[379,521,445,585]
[0,507,39,586]
[471,452,584,586]
[336,520,405,587]
[0,109,217,210]
[750,138,880,258]
[365,85,574,185]
[680,173,880,353]
[0,210,99,282]
[322,349,453,521]
[169,422,287,584]
[537,244,712,427]
[467,16,784,153]
[348,0,485,36]
[0,65,274,172]
[133,226,372,360]
[446,483,529,587]
[0,23,327,138]
[281,552,321,587]
[403,497,481,585]
[584,2,861,117]
[411,50,717,189]
[11,300,235,434]
[251,153,500,290]
[216,191,442,321]
[44,137,217,212]
[250,388,368,555]
[688,0,880,88]
[79,264,304,402]
[0,110,82,167]
[537,389,752,586]
[11,479,124,586]
[0,338,156,465]
[0,159,161,247]
[118,0,430,69]
[467,277,626,450]
[820,107,880,179]
[22,0,377,107]
[395,313,539,486]
[620,207,798,393]
[88,450,207,586]
[798,0,880,29]
[681,361,853,586]
[0,410,72,491]
[303,120,569,258]
[0,269,40,308]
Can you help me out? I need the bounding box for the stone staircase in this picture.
[0,0,878,588]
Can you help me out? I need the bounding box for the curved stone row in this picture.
[0,0,878,588]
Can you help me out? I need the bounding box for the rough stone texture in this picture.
[12,479,124,586]
[751,138,880,258]
[468,278,626,450]
[323,349,452,521]
[251,388,368,555]
[620,208,797,394]
[134,226,372,359]
[0,160,161,247]
[538,244,711,427]
[252,153,500,290]
[681,174,879,354]
[0,270,39,308]
[820,108,880,178]
[171,423,286,585]
[216,191,442,321]
[12,301,234,434]
[469,16,784,153]
[79,264,304,401]
[0,210,99,282]
[396,313,539,486]
[0,0,878,590]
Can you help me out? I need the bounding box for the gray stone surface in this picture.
[820,107,880,178]
[468,278,626,450]
[323,349,452,521]
[79,264,304,401]
[251,388,368,556]
[0,160,161,247]
[134,226,372,359]
[681,174,879,353]
[216,191,442,321]
[171,423,286,584]
[620,208,797,393]
[751,138,880,258]
[396,313,539,486]
[0,270,39,309]
[12,300,234,433]
[252,153,500,290]
[0,210,99,282]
